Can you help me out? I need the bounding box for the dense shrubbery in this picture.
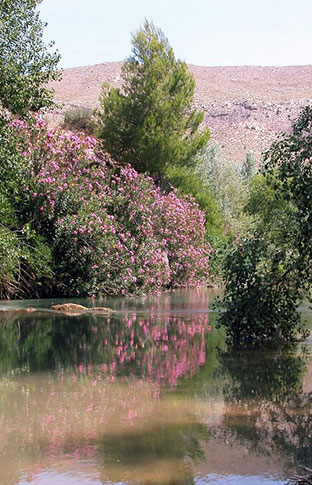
[63,106,95,134]
[194,141,256,235]
[0,113,211,297]
[164,164,222,236]
[219,107,312,346]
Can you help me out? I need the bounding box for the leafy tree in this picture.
[218,235,305,346]
[0,0,60,115]
[219,106,312,346]
[0,0,60,295]
[96,20,210,176]
[194,141,226,189]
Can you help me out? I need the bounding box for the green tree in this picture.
[96,20,210,176]
[0,0,60,115]
[0,0,60,295]
[219,106,312,346]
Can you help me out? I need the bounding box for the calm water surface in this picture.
[0,288,312,485]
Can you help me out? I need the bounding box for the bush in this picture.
[194,141,253,234]
[63,107,95,134]
[164,165,223,237]
[0,217,54,299]
[6,114,211,296]
[218,237,306,346]
[0,114,54,298]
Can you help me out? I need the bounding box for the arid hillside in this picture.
[48,63,312,162]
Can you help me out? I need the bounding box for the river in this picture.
[0,287,311,484]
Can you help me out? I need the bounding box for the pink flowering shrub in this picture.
[9,114,211,296]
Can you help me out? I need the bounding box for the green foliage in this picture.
[0,115,54,298]
[240,151,257,182]
[0,0,60,115]
[164,165,222,236]
[0,117,29,204]
[194,141,251,233]
[63,106,95,134]
[245,173,298,248]
[0,217,54,299]
[194,140,226,187]
[95,20,210,176]
[218,236,306,346]
[219,106,312,346]
[0,225,20,298]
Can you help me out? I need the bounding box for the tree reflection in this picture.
[217,347,312,472]
[96,422,209,484]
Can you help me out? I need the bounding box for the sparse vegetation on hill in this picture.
[48,63,312,163]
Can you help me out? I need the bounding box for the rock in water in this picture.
[51,303,113,313]
[51,303,88,311]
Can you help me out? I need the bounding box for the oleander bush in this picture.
[2,113,211,297]
[164,164,223,237]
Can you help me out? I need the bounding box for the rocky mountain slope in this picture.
[48,63,312,162]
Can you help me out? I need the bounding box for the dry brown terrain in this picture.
[48,62,312,162]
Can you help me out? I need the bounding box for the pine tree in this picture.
[96,20,210,176]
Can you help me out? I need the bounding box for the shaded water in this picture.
[0,288,312,484]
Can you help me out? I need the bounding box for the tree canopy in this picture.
[219,106,312,346]
[96,20,210,176]
[0,0,60,115]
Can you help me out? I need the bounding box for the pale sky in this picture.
[39,0,312,69]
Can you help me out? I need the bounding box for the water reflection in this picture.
[0,308,212,484]
[0,291,311,484]
[216,348,312,475]
[0,311,210,385]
